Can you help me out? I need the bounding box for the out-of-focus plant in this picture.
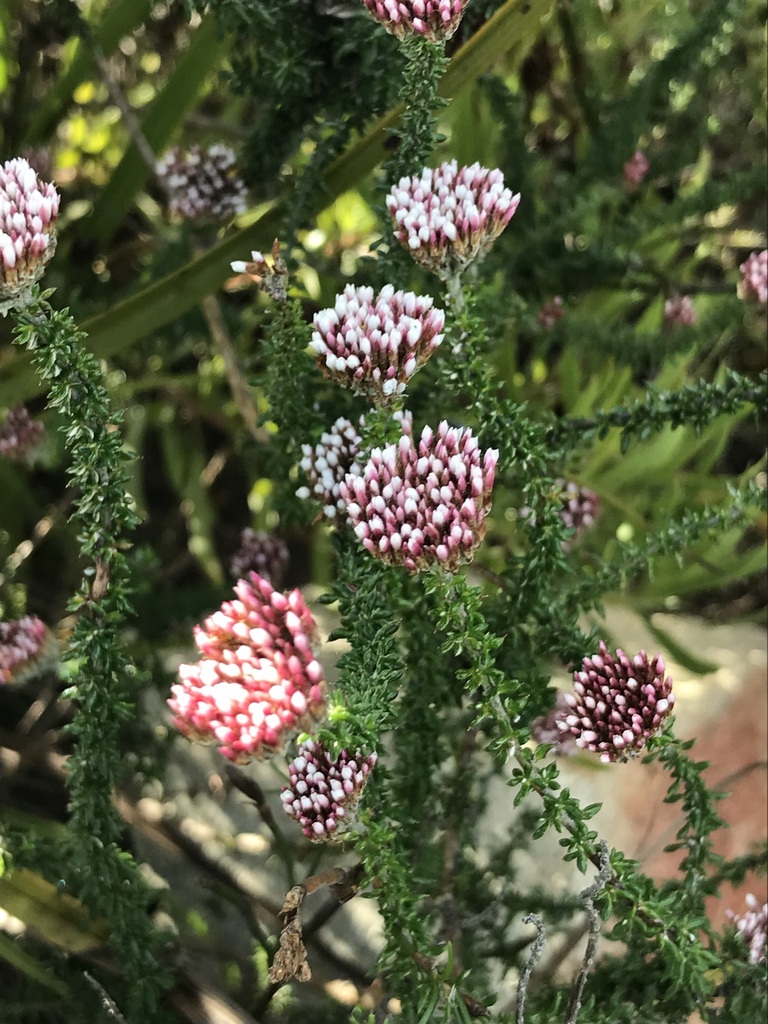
[0,0,765,1022]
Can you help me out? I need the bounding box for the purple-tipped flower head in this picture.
[556,641,675,762]
[738,250,767,305]
[310,284,445,403]
[157,144,248,223]
[340,419,498,573]
[663,295,698,328]
[558,479,599,549]
[281,739,377,841]
[538,296,564,330]
[0,616,59,685]
[168,573,327,763]
[728,894,768,964]
[0,158,59,311]
[0,405,45,461]
[362,0,469,41]
[296,416,365,520]
[386,161,520,280]
[230,529,289,588]
[623,151,650,187]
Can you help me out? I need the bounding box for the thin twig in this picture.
[83,971,127,1023]
[515,914,546,1024]
[565,841,610,1024]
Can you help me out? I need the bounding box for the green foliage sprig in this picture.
[11,290,167,1022]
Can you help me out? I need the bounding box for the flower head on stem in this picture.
[386,160,520,282]
[310,284,445,403]
[168,573,327,763]
[0,158,59,313]
[362,0,469,42]
[556,641,675,762]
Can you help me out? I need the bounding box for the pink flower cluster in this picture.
[340,419,498,572]
[558,479,599,549]
[387,161,520,279]
[230,529,289,588]
[0,405,45,460]
[623,151,650,187]
[728,893,768,965]
[0,615,59,685]
[310,284,445,403]
[538,296,564,330]
[0,157,59,310]
[296,416,364,520]
[168,573,326,763]
[556,641,675,762]
[663,294,697,328]
[157,144,248,223]
[529,692,577,755]
[362,0,469,41]
[739,250,767,305]
[281,739,377,842]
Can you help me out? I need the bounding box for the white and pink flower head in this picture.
[310,284,445,403]
[340,417,498,573]
[0,158,59,312]
[386,160,520,280]
[281,739,377,842]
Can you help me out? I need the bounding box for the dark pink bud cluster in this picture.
[168,573,326,763]
[0,615,59,685]
[538,296,564,330]
[556,641,675,762]
[0,405,45,460]
[739,250,767,305]
[557,479,599,549]
[280,739,377,842]
[728,894,768,964]
[157,144,248,223]
[296,416,365,520]
[386,161,520,280]
[0,158,59,311]
[623,151,649,187]
[362,0,469,41]
[663,295,698,327]
[340,419,498,572]
[230,529,289,588]
[310,284,445,403]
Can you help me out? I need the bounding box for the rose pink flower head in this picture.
[556,641,675,762]
[738,250,767,305]
[386,160,520,280]
[310,284,445,403]
[0,615,59,685]
[663,295,698,328]
[0,405,45,461]
[623,151,650,187]
[0,158,59,311]
[157,143,248,223]
[168,573,326,763]
[340,418,498,573]
[727,893,768,965]
[362,0,469,42]
[281,739,377,842]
